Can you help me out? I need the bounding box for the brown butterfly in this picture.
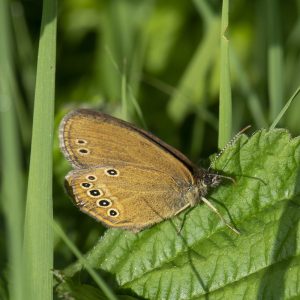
[59,109,239,233]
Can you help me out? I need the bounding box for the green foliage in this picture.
[56,130,300,299]
[1,0,300,299]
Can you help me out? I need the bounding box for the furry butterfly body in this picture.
[59,109,222,232]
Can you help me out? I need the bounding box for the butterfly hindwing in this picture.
[65,164,191,231]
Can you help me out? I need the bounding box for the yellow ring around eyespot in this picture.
[87,189,103,198]
[75,139,87,145]
[108,208,119,217]
[80,182,93,189]
[104,168,120,177]
[77,148,90,155]
[96,198,112,208]
[86,174,97,181]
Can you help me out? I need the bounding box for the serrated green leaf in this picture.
[59,129,300,300]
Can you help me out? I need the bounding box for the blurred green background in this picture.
[1,0,300,298]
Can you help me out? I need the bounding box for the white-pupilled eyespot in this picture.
[80,182,93,189]
[105,168,119,177]
[96,199,112,207]
[87,189,103,198]
[108,208,119,217]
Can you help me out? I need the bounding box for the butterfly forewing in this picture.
[59,109,194,183]
[65,165,191,231]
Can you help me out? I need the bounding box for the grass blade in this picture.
[218,0,232,148]
[11,2,36,107]
[267,0,284,121]
[270,86,300,130]
[23,0,57,299]
[0,2,25,299]
[52,221,118,300]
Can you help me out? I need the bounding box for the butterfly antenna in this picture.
[210,125,251,169]
[201,196,240,235]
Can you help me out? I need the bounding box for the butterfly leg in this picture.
[174,203,191,216]
[201,197,240,234]
[173,204,191,234]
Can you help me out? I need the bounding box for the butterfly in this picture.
[59,109,239,233]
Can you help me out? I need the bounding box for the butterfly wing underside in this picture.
[59,109,198,231]
[65,165,190,231]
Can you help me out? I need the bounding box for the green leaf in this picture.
[58,129,300,299]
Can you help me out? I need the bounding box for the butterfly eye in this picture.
[96,199,112,207]
[80,182,92,189]
[75,139,87,145]
[108,208,119,217]
[87,189,103,198]
[77,148,90,155]
[86,175,97,181]
[105,168,119,176]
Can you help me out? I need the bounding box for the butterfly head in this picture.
[198,168,235,191]
[202,172,222,189]
[193,168,222,195]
